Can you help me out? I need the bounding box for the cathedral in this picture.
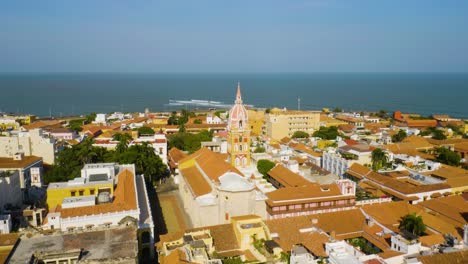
[227,82,251,168]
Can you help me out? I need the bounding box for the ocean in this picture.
[0,73,467,118]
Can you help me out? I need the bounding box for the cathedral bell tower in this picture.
[227,82,251,167]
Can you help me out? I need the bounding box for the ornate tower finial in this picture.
[236,81,242,104]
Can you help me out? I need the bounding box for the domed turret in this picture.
[227,82,249,131]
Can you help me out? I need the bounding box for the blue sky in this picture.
[1,0,468,73]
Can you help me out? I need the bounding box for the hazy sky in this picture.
[1,0,468,73]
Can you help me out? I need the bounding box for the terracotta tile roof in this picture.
[23,120,62,130]
[0,233,19,247]
[361,201,461,239]
[160,249,196,264]
[422,165,468,188]
[266,183,351,206]
[159,223,240,253]
[266,209,366,253]
[179,148,243,183]
[405,119,437,128]
[454,141,468,152]
[168,147,187,164]
[417,195,468,227]
[347,163,372,177]
[377,250,405,259]
[289,143,322,157]
[268,165,315,188]
[179,166,212,197]
[365,171,451,195]
[418,250,468,264]
[58,169,137,218]
[419,234,445,247]
[0,155,42,169]
[280,137,291,145]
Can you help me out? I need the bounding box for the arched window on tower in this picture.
[239,120,243,128]
[239,144,243,151]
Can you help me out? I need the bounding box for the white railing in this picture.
[356,197,392,205]
[61,209,140,223]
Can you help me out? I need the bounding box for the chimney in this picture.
[330,230,336,242]
[312,218,318,225]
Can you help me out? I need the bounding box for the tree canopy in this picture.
[45,135,168,185]
[313,126,339,140]
[137,126,155,136]
[392,129,407,143]
[435,147,461,166]
[257,160,275,177]
[371,148,389,171]
[399,213,426,236]
[292,131,310,139]
[168,130,213,153]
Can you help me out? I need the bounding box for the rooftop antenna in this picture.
[297,97,301,111]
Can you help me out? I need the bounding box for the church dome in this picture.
[228,82,248,131]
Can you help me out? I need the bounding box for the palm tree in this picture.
[113,133,132,154]
[399,213,426,236]
[371,148,388,171]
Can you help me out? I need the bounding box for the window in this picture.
[90,189,95,195]
[79,190,84,196]
[159,147,163,154]
[71,191,76,197]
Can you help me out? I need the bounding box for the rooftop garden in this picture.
[346,237,382,255]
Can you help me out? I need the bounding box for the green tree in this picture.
[168,111,179,125]
[84,112,97,124]
[113,133,133,154]
[168,130,213,153]
[292,131,310,139]
[435,147,461,166]
[377,109,387,119]
[193,118,202,124]
[399,213,426,236]
[254,146,266,153]
[257,160,275,177]
[137,126,155,136]
[333,107,342,113]
[392,129,407,142]
[371,148,389,171]
[432,129,447,140]
[313,126,339,140]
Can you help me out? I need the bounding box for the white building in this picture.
[45,163,155,258]
[206,114,224,124]
[0,129,56,164]
[177,148,267,228]
[131,134,168,164]
[0,214,12,234]
[93,113,107,124]
[323,144,373,177]
[0,154,43,208]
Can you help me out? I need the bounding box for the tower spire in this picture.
[235,81,242,104]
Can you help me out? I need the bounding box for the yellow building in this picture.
[227,83,251,167]
[247,109,265,136]
[264,108,320,140]
[319,114,347,128]
[47,181,114,210]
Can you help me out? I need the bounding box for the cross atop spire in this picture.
[235,81,242,104]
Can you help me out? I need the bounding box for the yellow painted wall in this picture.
[46,182,114,209]
[317,140,335,149]
[247,109,265,136]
